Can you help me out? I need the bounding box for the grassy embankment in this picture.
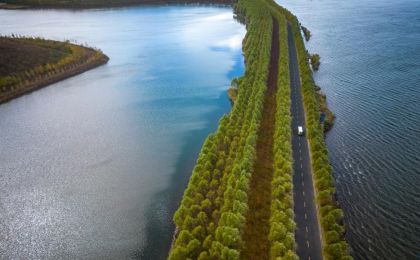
[0,36,108,104]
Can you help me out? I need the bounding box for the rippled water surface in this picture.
[0,7,244,259]
[278,0,420,258]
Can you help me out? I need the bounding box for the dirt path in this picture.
[241,17,279,260]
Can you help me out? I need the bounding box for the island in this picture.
[0,36,108,104]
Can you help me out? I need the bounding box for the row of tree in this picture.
[241,0,352,258]
[269,14,298,260]
[170,0,273,258]
[284,6,353,260]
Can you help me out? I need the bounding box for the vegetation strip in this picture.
[0,36,108,104]
[169,0,272,258]
[241,17,278,260]
[268,14,298,260]
[168,0,351,258]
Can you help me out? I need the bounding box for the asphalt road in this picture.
[287,23,323,260]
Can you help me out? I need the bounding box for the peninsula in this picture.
[169,0,351,259]
[0,36,108,104]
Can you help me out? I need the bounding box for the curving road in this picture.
[287,23,323,260]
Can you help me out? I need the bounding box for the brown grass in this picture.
[0,37,70,77]
[241,18,279,260]
[0,37,108,104]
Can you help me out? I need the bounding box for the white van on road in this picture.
[298,126,304,136]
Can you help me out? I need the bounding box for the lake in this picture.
[277,0,420,258]
[0,6,244,259]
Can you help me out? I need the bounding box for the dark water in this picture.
[277,0,420,259]
[0,7,244,259]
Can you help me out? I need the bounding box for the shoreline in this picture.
[0,40,109,104]
[0,54,108,104]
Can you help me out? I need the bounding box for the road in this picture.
[287,23,323,260]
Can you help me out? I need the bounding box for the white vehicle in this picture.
[298,126,304,136]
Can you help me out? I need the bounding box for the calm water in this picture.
[0,7,244,259]
[278,0,420,259]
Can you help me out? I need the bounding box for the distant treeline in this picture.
[168,0,352,259]
[0,36,108,103]
[2,0,233,7]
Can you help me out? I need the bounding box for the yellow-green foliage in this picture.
[170,0,351,259]
[170,1,272,258]
[0,36,107,102]
[268,14,297,260]
[273,4,352,259]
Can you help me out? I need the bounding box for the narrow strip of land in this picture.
[241,18,279,260]
[287,23,323,260]
[0,37,108,104]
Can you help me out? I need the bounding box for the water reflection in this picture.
[0,6,244,259]
[277,0,420,258]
